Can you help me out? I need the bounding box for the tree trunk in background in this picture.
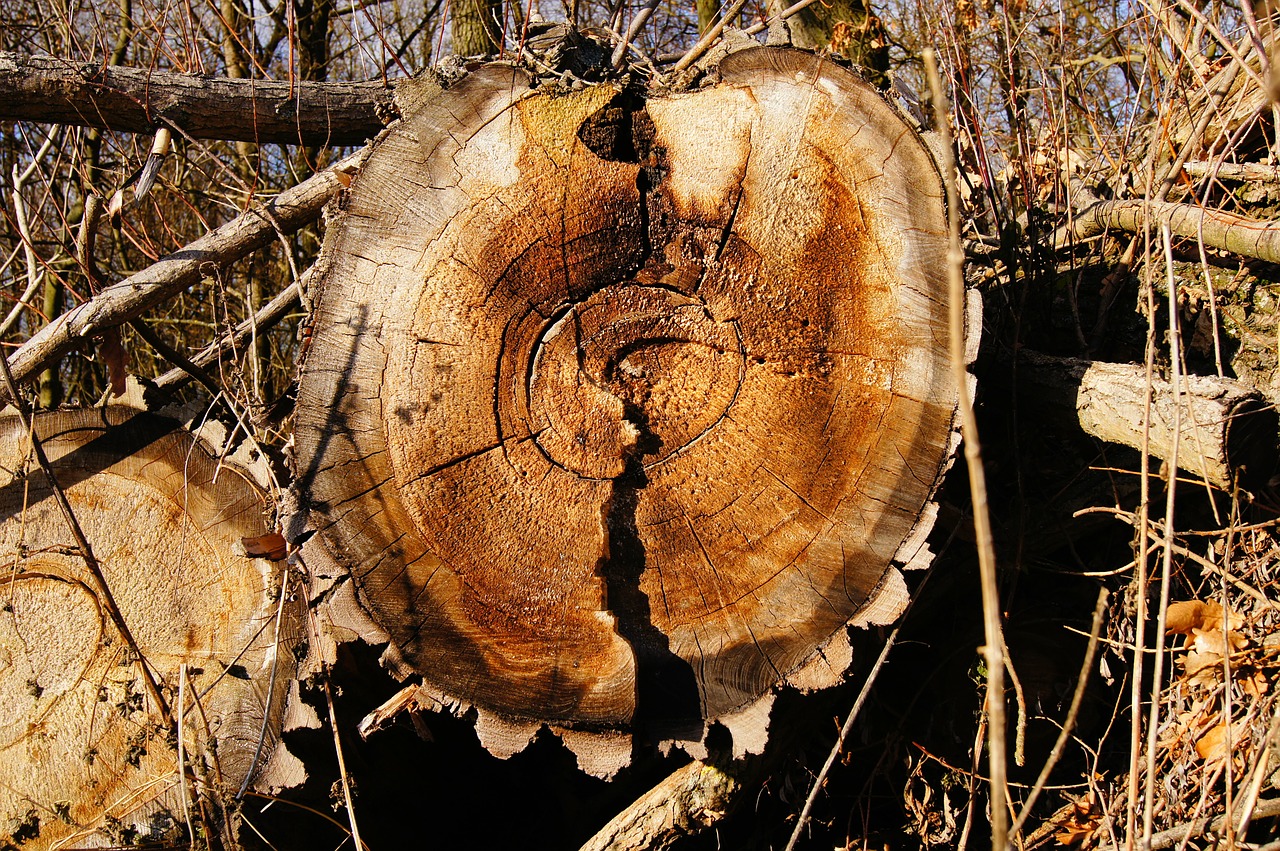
[787,0,888,83]
[452,0,503,55]
[293,46,965,778]
[696,0,720,33]
[0,407,299,849]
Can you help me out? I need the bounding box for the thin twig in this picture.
[671,0,750,72]
[610,0,663,68]
[784,623,904,851]
[741,0,822,36]
[924,47,1008,851]
[1097,797,1280,851]
[131,317,224,401]
[152,285,301,394]
[324,674,363,851]
[1142,224,1183,846]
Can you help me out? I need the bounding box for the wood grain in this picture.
[0,408,296,848]
[294,48,956,769]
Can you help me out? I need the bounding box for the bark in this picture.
[1063,198,1280,264]
[0,407,299,849]
[0,152,363,407]
[451,0,503,55]
[293,48,960,774]
[1016,350,1277,488]
[0,51,394,146]
[577,760,747,851]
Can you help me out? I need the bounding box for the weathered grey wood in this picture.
[1017,350,1277,487]
[1062,198,1280,264]
[577,760,748,851]
[293,47,959,773]
[0,407,298,849]
[0,51,394,145]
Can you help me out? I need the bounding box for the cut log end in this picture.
[0,407,299,848]
[293,47,960,770]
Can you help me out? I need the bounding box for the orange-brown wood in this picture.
[294,47,956,769]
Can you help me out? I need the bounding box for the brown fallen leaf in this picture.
[99,327,128,398]
[1167,599,1243,636]
[241,532,288,561]
[1196,723,1228,762]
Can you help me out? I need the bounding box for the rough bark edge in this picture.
[288,51,979,777]
[0,51,395,146]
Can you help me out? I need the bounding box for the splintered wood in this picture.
[0,408,295,848]
[294,46,960,774]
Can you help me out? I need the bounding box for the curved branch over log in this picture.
[0,52,394,146]
[1062,198,1280,264]
[0,407,298,849]
[0,152,362,406]
[294,48,960,774]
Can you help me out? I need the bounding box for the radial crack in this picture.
[597,402,703,741]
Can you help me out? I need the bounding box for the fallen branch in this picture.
[1181,161,1280,182]
[1096,796,1280,851]
[577,760,751,851]
[1060,198,1280,264]
[1015,350,1277,488]
[150,283,301,395]
[0,151,364,405]
[0,52,394,146]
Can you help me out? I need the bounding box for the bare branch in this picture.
[0,52,394,146]
[0,151,365,405]
[1060,198,1280,265]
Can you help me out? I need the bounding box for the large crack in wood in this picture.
[598,401,703,742]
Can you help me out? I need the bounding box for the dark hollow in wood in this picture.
[293,47,957,760]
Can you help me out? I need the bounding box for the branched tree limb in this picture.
[0,151,364,405]
[0,52,394,145]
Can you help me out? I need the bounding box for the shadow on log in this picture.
[292,46,967,776]
[0,407,299,849]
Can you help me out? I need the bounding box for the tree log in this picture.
[0,407,298,848]
[1016,350,1278,488]
[293,47,961,775]
[0,51,393,146]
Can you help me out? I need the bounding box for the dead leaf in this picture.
[1167,599,1244,636]
[99,328,127,397]
[1196,723,1228,762]
[241,532,288,561]
[1052,794,1102,846]
[1242,668,1269,697]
